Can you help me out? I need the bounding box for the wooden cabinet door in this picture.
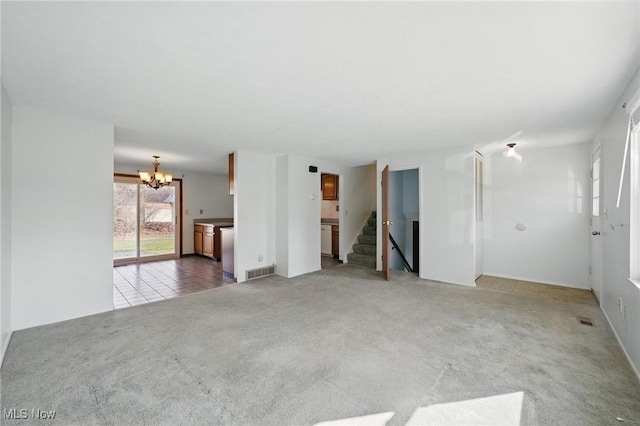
[322,174,338,200]
[194,231,203,255]
[331,225,339,257]
[203,231,214,257]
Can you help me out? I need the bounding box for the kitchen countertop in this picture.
[321,219,339,226]
[194,221,234,227]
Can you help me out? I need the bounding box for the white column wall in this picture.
[234,150,276,283]
[12,107,114,330]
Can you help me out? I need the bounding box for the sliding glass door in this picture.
[113,176,180,265]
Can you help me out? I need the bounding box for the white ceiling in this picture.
[2,2,639,173]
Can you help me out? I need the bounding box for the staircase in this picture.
[347,211,377,268]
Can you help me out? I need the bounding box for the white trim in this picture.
[1,330,13,368]
[481,272,589,290]
[601,307,640,383]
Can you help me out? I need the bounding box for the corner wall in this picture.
[12,107,114,330]
[595,66,640,377]
[378,146,476,287]
[482,143,591,288]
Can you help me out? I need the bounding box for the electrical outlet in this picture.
[623,305,627,319]
[336,205,339,211]
[618,298,623,313]
[200,209,204,214]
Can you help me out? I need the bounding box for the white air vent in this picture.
[246,264,275,281]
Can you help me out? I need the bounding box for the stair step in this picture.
[353,243,377,256]
[358,234,376,245]
[370,211,377,218]
[367,218,377,227]
[363,226,376,236]
[347,253,376,268]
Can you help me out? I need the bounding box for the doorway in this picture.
[320,173,341,269]
[590,147,602,303]
[113,175,182,265]
[388,168,419,274]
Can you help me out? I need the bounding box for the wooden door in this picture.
[382,165,390,281]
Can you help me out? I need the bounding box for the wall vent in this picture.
[577,316,595,327]
[246,264,275,281]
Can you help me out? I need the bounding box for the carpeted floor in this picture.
[1,265,639,425]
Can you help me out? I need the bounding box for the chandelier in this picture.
[138,156,173,190]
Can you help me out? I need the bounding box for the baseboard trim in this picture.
[481,272,589,290]
[601,307,640,383]
[1,330,13,369]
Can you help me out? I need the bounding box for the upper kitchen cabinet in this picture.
[228,153,235,195]
[321,174,338,200]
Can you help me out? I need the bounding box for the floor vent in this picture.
[246,265,275,281]
[577,316,595,327]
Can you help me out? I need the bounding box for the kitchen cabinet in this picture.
[194,225,204,255]
[322,174,338,200]
[194,222,233,260]
[332,225,339,258]
[203,227,214,257]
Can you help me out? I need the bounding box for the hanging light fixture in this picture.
[138,156,173,190]
[503,143,522,162]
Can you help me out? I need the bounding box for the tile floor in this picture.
[475,275,597,305]
[113,256,235,309]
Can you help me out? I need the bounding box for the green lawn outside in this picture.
[114,236,174,254]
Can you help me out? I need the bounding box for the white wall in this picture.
[274,156,377,278]
[594,66,640,377]
[234,150,276,283]
[378,146,476,287]
[262,153,376,279]
[275,155,290,277]
[1,83,12,363]
[114,163,233,255]
[283,155,322,278]
[12,107,114,330]
[482,143,591,288]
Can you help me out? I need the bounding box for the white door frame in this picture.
[590,146,603,303]
[113,175,182,266]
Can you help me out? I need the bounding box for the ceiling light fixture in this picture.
[503,143,522,162]
[138,156,173,190]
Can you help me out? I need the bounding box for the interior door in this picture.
[382,165,390,280]
[590,148,603,303]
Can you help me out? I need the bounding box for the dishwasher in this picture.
[321,225,332,255]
